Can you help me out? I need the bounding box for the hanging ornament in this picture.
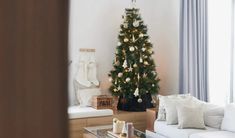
[118,42,121,46]
[115,61,120,66]
[152,84,155,87]
[114,88,117,92]
[133,20,140,27]
[134,88,139,97]
[147,39,151,43]
[144,61,149,65]
[148,49,153,54]
[115,79,117,84]
[143,73,147,78]
[109,77,112,82]
[118,73,123,77]
[123,23,128,28]
[129,46,135,52]
[133,63,137,68]
[122,60,128,68]
[144,55,148,59]
[152,71,156,75]
[124,38,129,42]
[151,99,156,104]
[146,90,149,93]
[138,98,143,103]
[139,57,143,63]
[129,65,133,72]
[142,47,146,52]
[137,73,140,80]
[139,33,144,38]
[117,86,121,91]
[125,77,130,82]
[132,35,135,42]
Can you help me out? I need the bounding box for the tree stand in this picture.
[117,93,154,111]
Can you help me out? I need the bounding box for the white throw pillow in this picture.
[164,96,193,125]
[77,88,101,107]
[221,103,235,132]
[157,94,191,121]
[204,106,224,129]
[177,105,206,129]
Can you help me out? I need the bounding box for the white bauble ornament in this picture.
[109,77,112,82]
[144,61,148,65]
[124,38,129,42]
[146,90,149,93]
[123,23,128,28]
[142,47,146,52]
[147,39,151,43]
[139,57,143,63]
[133,20,139,27]
[118,73,123,77]
[138,98,143,103]
[139,33,144,38]
[152,84,155,87]
[125,78,130,82]
[129,46,135,52]
[134,88,139,97]
[114,88,117,92]
[133,63,137,68]
[118,42,121,46]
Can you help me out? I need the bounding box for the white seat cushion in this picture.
[68,106,113,119]
[190,131,235,138]
[154,121,218,138]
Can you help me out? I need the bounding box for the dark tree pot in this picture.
[117,93,154,111]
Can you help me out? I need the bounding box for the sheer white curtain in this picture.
[208,0,234,105]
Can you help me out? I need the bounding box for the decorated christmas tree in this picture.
[108,6,160,111]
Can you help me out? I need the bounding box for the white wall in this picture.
[69,0,180,105]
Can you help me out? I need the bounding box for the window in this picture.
[208,0,234,105]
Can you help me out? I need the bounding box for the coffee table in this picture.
[83,125,146,138]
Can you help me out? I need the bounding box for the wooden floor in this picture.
[69,111,147,138]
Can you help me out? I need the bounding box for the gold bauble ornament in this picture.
[124,38,129,42]
[139,33,144,38]
[133,63,138,68]
[144,61,149,65]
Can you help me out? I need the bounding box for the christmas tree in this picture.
[108,7,160,111]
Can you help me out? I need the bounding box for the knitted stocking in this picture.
[87,53,99,86]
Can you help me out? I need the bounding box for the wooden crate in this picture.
[91,95,113,109]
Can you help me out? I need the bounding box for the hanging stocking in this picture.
[87,52,99,86]
[74,52,91,87]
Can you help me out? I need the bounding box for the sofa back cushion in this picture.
[157,94,191,121]
[221,103,235,132]
[203,105,224,129]
[177,105,206,129]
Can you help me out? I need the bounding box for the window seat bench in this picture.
[68,106,147,138]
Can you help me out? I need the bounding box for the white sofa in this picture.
[146,101,235,138]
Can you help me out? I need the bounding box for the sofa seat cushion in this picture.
[190,131,235,138]
[154,121,218,138]
[68,106,113,119]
